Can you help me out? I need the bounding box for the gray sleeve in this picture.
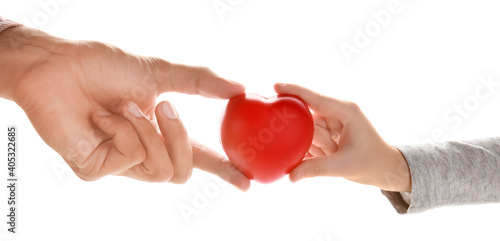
[382,137,500,214]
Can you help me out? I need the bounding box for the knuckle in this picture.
[312,162,326,176]
[76,174,95,182]
[143,158,174,182]
[151,170,174,182]
[71,158,98,181]
[170,166,193,184]
[149,140,168,153]
[74,169,99,182]
[344,101,361,112]
[145,57,168,80]
[144,164,173,182]
[131,147,147,164]
[70,156,102,182]
[170,175,189,184]
[197,66,212,73]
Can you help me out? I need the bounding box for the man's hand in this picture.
[0,26,250,190]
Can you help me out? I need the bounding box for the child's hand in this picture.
[274,83,411,192]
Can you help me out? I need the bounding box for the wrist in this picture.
[0,26,65,101]
[379,146,412,193]
[389,147,412,192]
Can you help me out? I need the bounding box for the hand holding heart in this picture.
[273,83,412,192]
[219,83,411,192]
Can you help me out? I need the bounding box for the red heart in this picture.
[220,93,314,183]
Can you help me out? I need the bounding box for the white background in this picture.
[1,0,500,240]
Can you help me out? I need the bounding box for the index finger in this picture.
[273,83,355,123]
[151,59,245,99]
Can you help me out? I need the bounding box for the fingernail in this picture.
[275,83,287,88]
[162,101,178,120]
[292,171,305,182]
[96,110,111,116]
[128,102,143,118]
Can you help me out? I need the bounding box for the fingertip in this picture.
[289,170,305,183]
[273,83,288,94]
[157,101,179,120]
[124,102,144,118]
[220,163,251,191]
[228,79,246,91]
[236,177,251,192]
[219,160,251,191]
[225,80,246,98]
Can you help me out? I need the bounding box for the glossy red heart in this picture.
[220,93,314,183]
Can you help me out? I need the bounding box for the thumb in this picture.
[289,153,349,182]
